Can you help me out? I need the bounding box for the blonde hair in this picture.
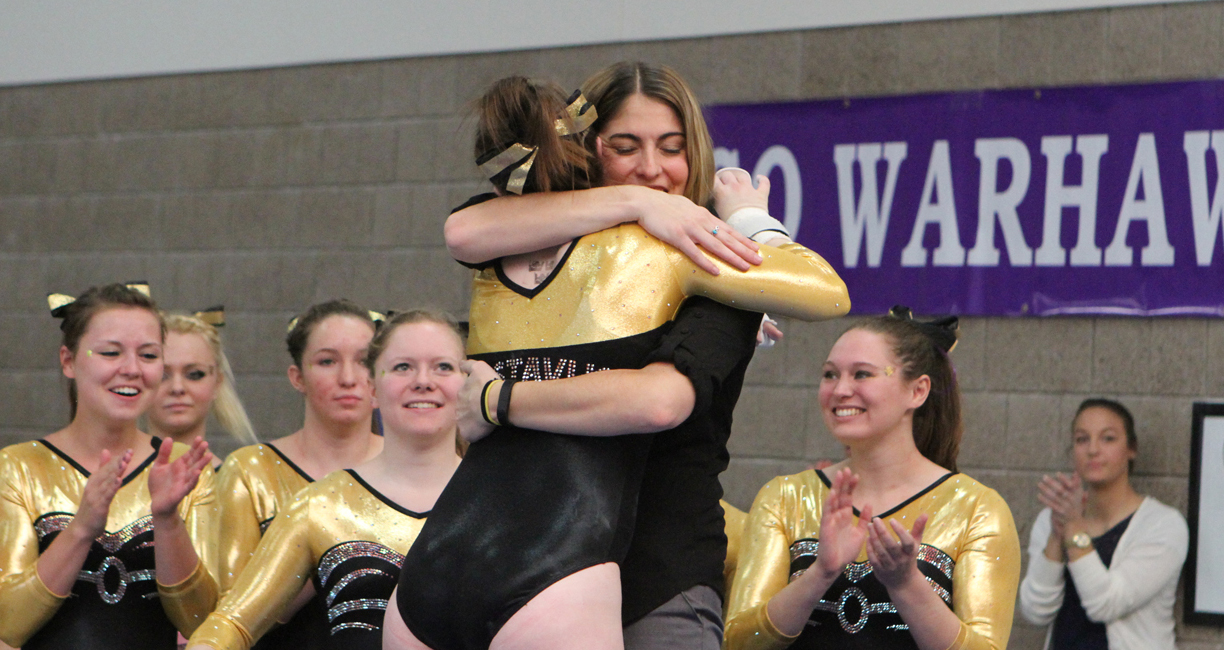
[365,308,468,457]
[164,313,257,445]
[581,62,716,208]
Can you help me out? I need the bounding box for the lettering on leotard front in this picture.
[493,357,610,381]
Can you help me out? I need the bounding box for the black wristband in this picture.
[497,378,517,427]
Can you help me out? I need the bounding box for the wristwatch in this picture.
[1067,532,1092,550]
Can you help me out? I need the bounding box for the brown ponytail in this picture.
[474,76,594,195]
[852,310,962,472]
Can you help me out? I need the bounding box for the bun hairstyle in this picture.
[164,311,257,445]
[474,76,595,195]
[853,306,962,472]
[285,299,377,368]
[580,61,716,208]
[51,283,165,420]
[363,308,468,457]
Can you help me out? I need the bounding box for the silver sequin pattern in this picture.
[317,541,404,585]
[77,557,156,605]
[327,598,389,622]
[327,568,394,607]
[790,539,957,634]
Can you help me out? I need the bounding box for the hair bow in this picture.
[888,305,959,353]
[193,305,225,327]
[48,281,151,318]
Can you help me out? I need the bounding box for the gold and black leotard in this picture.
[396,223,849,650]
[725,469,1021,650]
[212,443,327,649]
[189,469,427,650]
[0,438,217,650]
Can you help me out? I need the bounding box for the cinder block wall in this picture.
[3,4,1224,647]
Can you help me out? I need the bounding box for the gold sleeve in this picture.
[948,488,1021,650]
[160,463,219,636]
[672,241,850,322]
[188,494,315,650]
[724,478,803,650]
[0,452,65,646]
[212,456,265,595]
[722,499,748,592]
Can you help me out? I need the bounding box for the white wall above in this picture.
[0,0,1197,86]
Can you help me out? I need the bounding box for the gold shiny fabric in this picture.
[723,499,749,593]
[467,224,850,355]
[0,439,217,646]
[725,470,1020,650]
[212,444,312,595]
[189,470,427,650]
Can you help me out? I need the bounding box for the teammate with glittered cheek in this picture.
[725,309,1021,650]
[0,283,216,650]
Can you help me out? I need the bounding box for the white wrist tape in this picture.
[725,207,791,243]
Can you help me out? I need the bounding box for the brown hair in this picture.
[1074,398,1137,474]
[851,315,962,472]
[581,62,716,208]
[163,313,257,444]
[474,76,595,195]
[364,308,468,456]
[286,299,376,368]
[55,283,164,420]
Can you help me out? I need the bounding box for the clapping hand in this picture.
[148,437,211,518]
[75,448,134,539]
[1038,472,1085,539]
[812,468,873,582]
[866,514,930,590]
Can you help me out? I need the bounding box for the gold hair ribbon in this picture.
[48,282,151,318]
[194,305,225,328]
[479,143,537,195]
[287,316,300,334]
[48,293,75,317]
[555,91,598,136]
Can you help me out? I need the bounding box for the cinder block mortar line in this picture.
[0,113,472,144]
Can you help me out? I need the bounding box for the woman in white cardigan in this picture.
[1019,398,1188,650]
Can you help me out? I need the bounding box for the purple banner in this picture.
[706,80,1224,317]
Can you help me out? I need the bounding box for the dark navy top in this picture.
[1050,514,1135,650]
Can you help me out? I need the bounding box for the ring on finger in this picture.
[711,226,720,235]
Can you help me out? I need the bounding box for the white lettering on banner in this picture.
[834,142,908,268]
[1104,133,1175,266]
[713,147,740,171]
[901,140,966,267]
[1184,131,1224,266]
[969,138,1033,267]
[753,146,804,236]
[1036,135,1109,267]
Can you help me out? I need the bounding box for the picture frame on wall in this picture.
[1186,402,1224,625]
